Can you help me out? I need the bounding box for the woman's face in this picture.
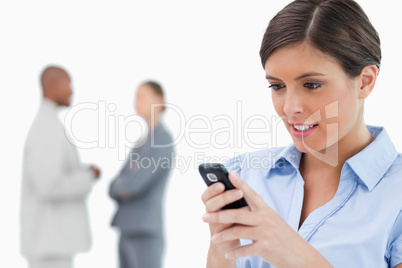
[265,42,364,155]
[135,84,163,119]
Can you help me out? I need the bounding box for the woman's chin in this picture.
[292,139,324,154]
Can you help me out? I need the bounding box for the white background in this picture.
[1,0,401,267]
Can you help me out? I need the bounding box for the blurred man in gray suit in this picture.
[109,81,174,268]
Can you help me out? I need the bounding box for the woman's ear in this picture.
[358,65,378,99]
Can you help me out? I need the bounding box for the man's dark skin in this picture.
[41,66,101,179]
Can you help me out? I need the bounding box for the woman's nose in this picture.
[283,88,303,116]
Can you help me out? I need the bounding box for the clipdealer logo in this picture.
[63,100,340,168]
[63,101,284,160]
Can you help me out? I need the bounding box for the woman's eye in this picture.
[304,82,321,90]
[268,84,285,91]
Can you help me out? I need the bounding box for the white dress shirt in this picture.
[20,99,95,258]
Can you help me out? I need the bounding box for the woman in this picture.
[109,81,175,268]
[201,0,402,267]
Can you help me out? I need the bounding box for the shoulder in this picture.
[26,110,51,139]
[393,153,402,167]
[224,146,288,174]
[154,124,174,146]
[25,105,63,148]
[30,103,59,129]
[385,153,402,180]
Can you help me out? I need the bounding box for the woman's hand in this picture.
[201,179,249,267]
[202,172,332,268]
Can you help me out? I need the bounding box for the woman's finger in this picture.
[224,242,261,260]
[211,225,259,244]
[203,208,257,226]
[201,182,225,204]
[228,172,266,211]
[204,189,245,213]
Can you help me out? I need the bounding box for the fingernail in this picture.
[214,183,223,191]
[202,213,210,222]
[233,190,242,198]
[231,172,240,182]
[225,252,235,259]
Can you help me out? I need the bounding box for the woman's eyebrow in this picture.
[266,72,325,81]
[265,75,281,81]
[295,72,325,80]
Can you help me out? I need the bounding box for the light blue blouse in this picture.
[225,126,402,268]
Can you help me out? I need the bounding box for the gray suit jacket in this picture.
[109,124,174,235]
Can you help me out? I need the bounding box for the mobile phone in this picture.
[198,163,248,209]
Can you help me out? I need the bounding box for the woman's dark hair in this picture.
[143,80,164,97]
[259,0,381,77]
[142,80,165,112]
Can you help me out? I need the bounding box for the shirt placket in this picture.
[297,168,358,241]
